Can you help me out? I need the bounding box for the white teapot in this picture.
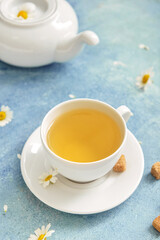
[0,0,99,67]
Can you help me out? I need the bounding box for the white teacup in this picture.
[40,99,133,182]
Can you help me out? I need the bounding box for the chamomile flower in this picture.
[17,2,36,20]
[3,205,8,213]
[39,169,58,188]
[136,68,154,90]
[0,105,13,127]
[28,223,55,240]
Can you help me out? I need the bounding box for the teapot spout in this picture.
[77,31,100,45]
[55,31,99,62]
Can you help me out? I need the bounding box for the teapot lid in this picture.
[0,0,57,25]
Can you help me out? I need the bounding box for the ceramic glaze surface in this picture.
[40,99,131,182]
[21,127,144,214]
[0,0,160,239]
[1,0,56,22]
[0,0,99,67]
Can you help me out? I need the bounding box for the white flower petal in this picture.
[17,154,21,160]
[0,121,7,127]
[3,205,8,212]
[28,234,37,240]
[41,225,45,234]
[50,177,57,184]
[113,61,126,67]
[139,44,149,50]
[45,223,51,232]
[4,117,12,123]
[34,228,41,236]
[46,230,55,237]
[43,181,50,188]
[1,105,10,112]
[69,94,76,99]
[6,111,13,118]
[17,16,24,20]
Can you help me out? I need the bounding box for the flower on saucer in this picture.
[0,105,13,127]
[17,2,36,20]
[28,223,55,240]
[3,205,8,213]
[136,68,154,90]
[39,169,58,188]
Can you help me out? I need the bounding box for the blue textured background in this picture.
[0,0,160,239]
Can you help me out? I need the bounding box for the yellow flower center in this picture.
[17,10,28,19]
[45,175,52,181]
[38,234,46,240]
[142,74,150,84]
[0,111,6,121]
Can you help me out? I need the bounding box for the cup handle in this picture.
[117,105,133,123]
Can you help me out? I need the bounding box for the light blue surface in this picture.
[0,0,160,239]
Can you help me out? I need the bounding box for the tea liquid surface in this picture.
[47,109,122,163]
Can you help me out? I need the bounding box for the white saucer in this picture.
[21,127,144,215]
